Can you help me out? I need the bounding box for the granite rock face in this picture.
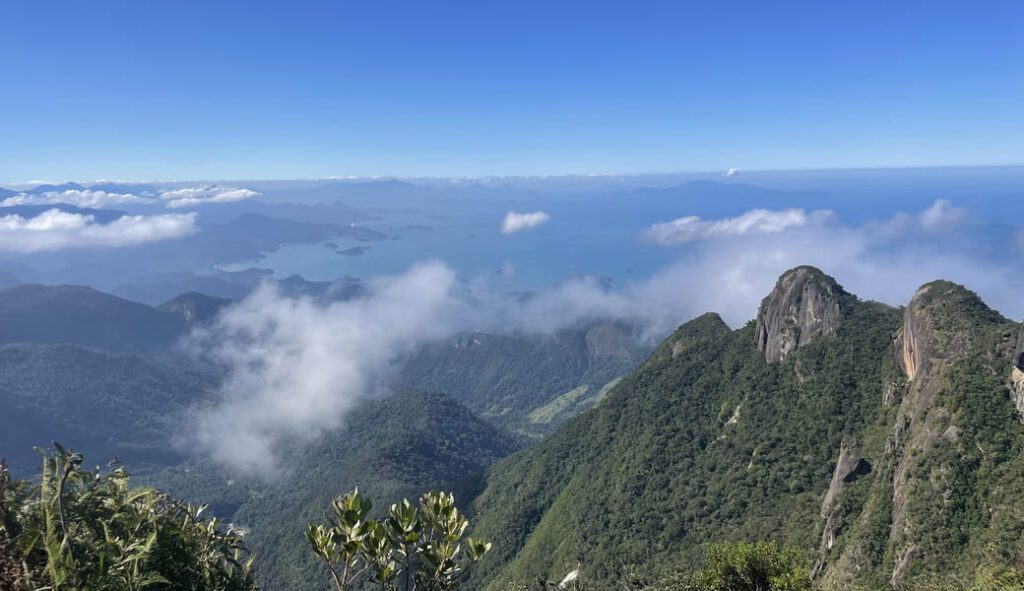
[896,286,937,381]
[755,266,844,363]
[1016,325,1024,371]
[1012,324,1024,416]
[816,440,872,568]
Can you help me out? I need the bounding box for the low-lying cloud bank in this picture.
[0,189,149,209]
[0,184,259,210]
[502,210,550,234]
[0,209,196,253]
[640,208,832,245]
[160,185,259,208]
[189,198,1024,474]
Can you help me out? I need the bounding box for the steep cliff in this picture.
[814,439,871,575]
[1012,324,1024,415]
[1015,326,1024,372]
[821,281,1021,588]
[754,266,846,363]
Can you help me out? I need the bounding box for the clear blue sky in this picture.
[1,1,1021,182]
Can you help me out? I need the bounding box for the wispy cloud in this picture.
[186,261,465,475]
[918,198,967,233]
[160,185,259,208]
[502,210,551,234]
[641,208,834,245]
[0,209,196,253]
[1,189,151,209]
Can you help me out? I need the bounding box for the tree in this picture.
[307,488,491,591]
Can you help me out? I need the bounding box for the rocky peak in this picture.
[755,266,845,363]
[896,280,1003,381]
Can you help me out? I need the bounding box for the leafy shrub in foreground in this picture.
[0,444,258,591]
[307,488,491,591]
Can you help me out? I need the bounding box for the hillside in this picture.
[158,291,233,326]
[0,344,220,473]
[146,389,521,590]
[465,266,1024,590]
[0,284,186,351]
[398,322,651,436]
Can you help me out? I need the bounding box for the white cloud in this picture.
[918,198,967,233]
[502,210,551,234]
[160,185,259,208]
[493,199,1019,333]
[641,208,834,245]
[0,209,196,253]
[186,261,466,475]
[724,168,741,177]
[1,189,152,209]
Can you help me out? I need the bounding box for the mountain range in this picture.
[1,266,1023,589]
[463,267,1024,590]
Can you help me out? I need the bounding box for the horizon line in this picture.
[4,162,1023,189]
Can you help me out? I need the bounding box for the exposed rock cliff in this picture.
[1016,325,1024,371]
[815,440,871,575]
[754,266,845,363]
[885,281,1011,585]
[1012,324,1024,416]
[895,285,936,381]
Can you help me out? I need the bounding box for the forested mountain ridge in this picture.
[0,343,221,473]
[398,321,651,436]
[0,284,187,351]
[145,389,521,590]
[465,266,1024,590]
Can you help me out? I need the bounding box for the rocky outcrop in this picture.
[1012,324,1024,416]
[1015,325,1024,371]
[817,441,871,556]
[755,266,845,363]
[896,286,936,381]
[885,281,1002,586]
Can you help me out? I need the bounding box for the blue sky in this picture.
[1,1,1021,182]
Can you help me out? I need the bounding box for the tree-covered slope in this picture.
[148,389,521,591]
[398,322,651,436]
[0,284,186,351]
[0,344,220,473]
[465,267,1024,590]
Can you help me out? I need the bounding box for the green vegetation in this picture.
[4,270,1024,590]
[398,322,650,436]
[0,344,221,475]
[307,489,490,591]
[527,385,590,424]
[649,542,811,591]
[465,278,1024,590]
[465,304,900,589]
[0,445,257,591]
[151,390,520,591]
